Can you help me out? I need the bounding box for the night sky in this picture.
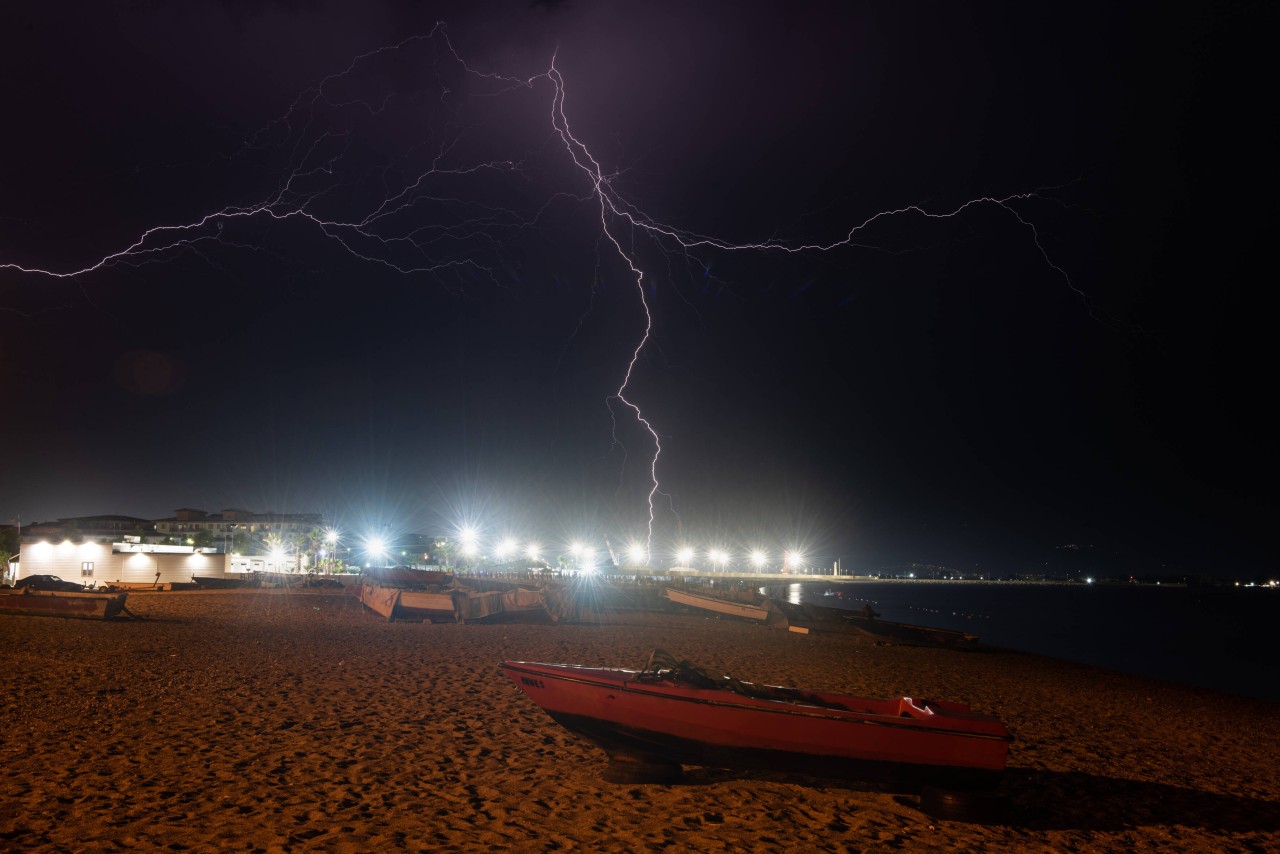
[1,1,1271,576]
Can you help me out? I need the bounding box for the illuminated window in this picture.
[81,561,95,578]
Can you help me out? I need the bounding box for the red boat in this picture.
[502,651,1011,786]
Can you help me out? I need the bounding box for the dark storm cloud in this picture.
[0,1,1271,574]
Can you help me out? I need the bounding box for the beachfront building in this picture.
[152,508,325,552]
[16,540,228,586]
[10,508,329,587]
[16,509,325,554]
[14,539,317,587]
[18,514,155,546]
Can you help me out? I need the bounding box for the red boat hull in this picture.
[503,661,1010,785]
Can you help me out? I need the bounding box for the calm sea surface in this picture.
[776,580,1279,703]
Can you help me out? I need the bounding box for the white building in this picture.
[17,541,229,586]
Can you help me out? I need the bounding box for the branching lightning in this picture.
[1,23,1098,561]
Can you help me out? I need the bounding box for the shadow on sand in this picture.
[988,768,1280,832]
[681,767,1279,832]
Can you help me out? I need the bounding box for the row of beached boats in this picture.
[336,578,1005,801]
[353,566,579,624]
[0,572,976,654]
[2,568,1008,809]
[348,573,1007,793]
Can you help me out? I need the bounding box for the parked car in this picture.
[13,574,85,592]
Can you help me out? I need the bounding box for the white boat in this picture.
[663,587,772,622]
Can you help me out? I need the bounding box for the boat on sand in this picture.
[355,567,577,624]
[765,599,980,649]
[663,587,774,623]
[0,589,132,620]
[502,650,1010,787]
[840,614,980,649]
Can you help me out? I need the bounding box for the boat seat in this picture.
[898,698,934,718]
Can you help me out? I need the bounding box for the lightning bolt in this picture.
[1,24,1101,562]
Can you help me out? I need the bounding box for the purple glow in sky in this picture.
[0,1,1270,575]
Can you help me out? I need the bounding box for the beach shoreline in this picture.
[3,589,1277,851]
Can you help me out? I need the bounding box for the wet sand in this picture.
[2,588,1277,852]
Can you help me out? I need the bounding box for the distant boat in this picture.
[191,575,243,589]
[502,652,1010,786]
[101,580,172,591]
[0,589,131,620]
[765,599,980,649]
[663,587,773,623]
[841,614,980,649]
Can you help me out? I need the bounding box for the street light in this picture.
[458,527,479,566]
[366,536,387,568]
[269,542,289,573]
[324,530,339,573]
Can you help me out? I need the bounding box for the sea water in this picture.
[782,580,1279,703]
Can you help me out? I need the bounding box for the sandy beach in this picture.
[2,588,1277,852]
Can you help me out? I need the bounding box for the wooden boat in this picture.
[357,580,576,624]
[502,651,1010,786]
[100,580,171,592]
[456,586,578,624]
[0,589,131,620]
[841,614,980,649]
[191,575,243,589]
[354,566,458,622]
[663,587,773,623]
[356,581,457,622]
[765,599,980,649]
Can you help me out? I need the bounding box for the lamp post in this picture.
[709,549,728,574]
[325,530,339,573]
[4,516,17,585]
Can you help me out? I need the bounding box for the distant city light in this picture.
[750,550,767,568]
[627,543,647,564]
[494,538,517,560]
[676,546,694,565]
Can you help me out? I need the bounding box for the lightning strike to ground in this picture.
[0,24,1094,560]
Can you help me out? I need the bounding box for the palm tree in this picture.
[302,527,327,573]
